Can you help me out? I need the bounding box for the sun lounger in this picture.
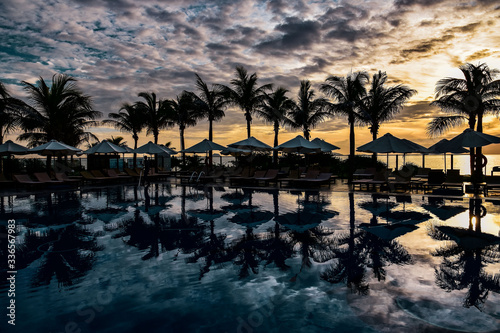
[33,172,64,184]
[105,169,132,180]
[253,169,279,185]
[422,170,445,192]
[55,172,81,184]
[441,169,463,191]
[124,168,140,177]
[13,174,43,186]
[292,172,333,187]
[0,174,14,187]
[81,171,109,182]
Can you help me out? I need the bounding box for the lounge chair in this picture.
[253,169,279,186]
[124,168,140,178]
[422,170,445,192]
[441,169,463,190]
[55,172,81,184]
[0,174,14,187]
[81,171,109,182]
[105,169,132,180]
[293,172,333,188]
[90,170,115,180]
[13,174,43,186]
[277,169,300,187]
[388,174,411,192]
[33,172,64,184]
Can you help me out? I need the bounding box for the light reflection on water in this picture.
[0,184,499,333]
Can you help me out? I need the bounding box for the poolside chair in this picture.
[90,170,115,180]
[13,174,43,186]
[388,173,411,192]
[0,173,14,187]
[33,172,64,184]
[422,170,445,192]
[54,172,81,184]
[81,170,109,182]
[293,172,333,188]
[277,169,300,187]
[441,169,463,190]
[253,169,279,186]
[124,168,140,178]
[105,169,132,180]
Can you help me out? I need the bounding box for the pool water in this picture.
[1,183,500,333]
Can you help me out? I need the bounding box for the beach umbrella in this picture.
[310,138,340,153]
[230,210,274,228]
[0,140,29,155]
[220,146,251,156]
[29,140,82,156]
[273,135,321,154]
[428,139,469,172]
[228,136,272,151]
[181,139,226,153]
[133,141,172,154]
[357,133,429,169]
[422,203,467,221]
[448,128,500,148]
[436,225,500,250]
[84,140,127,154]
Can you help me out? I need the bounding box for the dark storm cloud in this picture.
[145,7,177,23]
[397,100,436,122]
[254,17,321,52]
[392,34,454,64]
[394,0,446,8]
[299,57,332,77]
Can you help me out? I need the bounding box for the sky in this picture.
[1,0,500,154]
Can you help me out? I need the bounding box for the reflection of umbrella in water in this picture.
[230,210,274,228]
[421,204,467,221]
[276,210,338,232]
[360,222,419,241]
[187,208,226,221]
[379,210,432,224]
[436,226,500,250]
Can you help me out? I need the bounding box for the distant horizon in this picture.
[2,0,500,153]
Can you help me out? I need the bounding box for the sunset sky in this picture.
[1,0,500,153]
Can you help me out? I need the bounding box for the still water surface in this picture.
[1,184,499,332]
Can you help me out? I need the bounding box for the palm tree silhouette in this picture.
[165,91,204,165]
[321,71,369,182]
[428,198,500,310]
[428,63,500,180]
[102,103,145,167]
[19,74,101,150]
[288,80,329,141]
[255,87,294,164]
[221,65,272,138]
[0,81,28,144]
[360,71,417,164]
[135,92,172,144]
[189,74,227,163]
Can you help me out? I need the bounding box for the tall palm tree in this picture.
[361,71,417,163]
[19,74,101,151]
[221,66,272,138]
[255,87,294,164]
[135,92,173,144]
[321,71,369,182]
[105,136,126,146]
[102,103,145,167]
[0,81,28,144]
[165,91,204,165]
[428,63,500,180]
[189,74,228,163]
[288,80,330,141]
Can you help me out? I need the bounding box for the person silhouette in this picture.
[142,155,151,186]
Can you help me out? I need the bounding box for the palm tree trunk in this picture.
[348,118,355,184]
[474,110,484,183]
[372,131,378,166]
[209,119,213,166]
[133,138,138,168]
[245,112,251,138]
[180,127,186,166]
[273,122,279,165]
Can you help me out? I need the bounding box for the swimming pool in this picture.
[1,184,499,332]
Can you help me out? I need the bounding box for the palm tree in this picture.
[255,87,294,164]
[134,92,173,144]
[165,91,203,165]
[102,103,145,167]
[221,66,272,138]
[189,74,228,163]
[361,71,417,163]
[427,63,500,180]
[288,80,330,141]
[19,74,101,148]
[321,71,369,182]
[0,81,28,144]
[105,136,126,146]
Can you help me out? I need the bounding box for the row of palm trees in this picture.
[1,63,499,176]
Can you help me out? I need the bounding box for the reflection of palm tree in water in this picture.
[429,198,500,310]
[321,192,413,294]
[18,224,103,287]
